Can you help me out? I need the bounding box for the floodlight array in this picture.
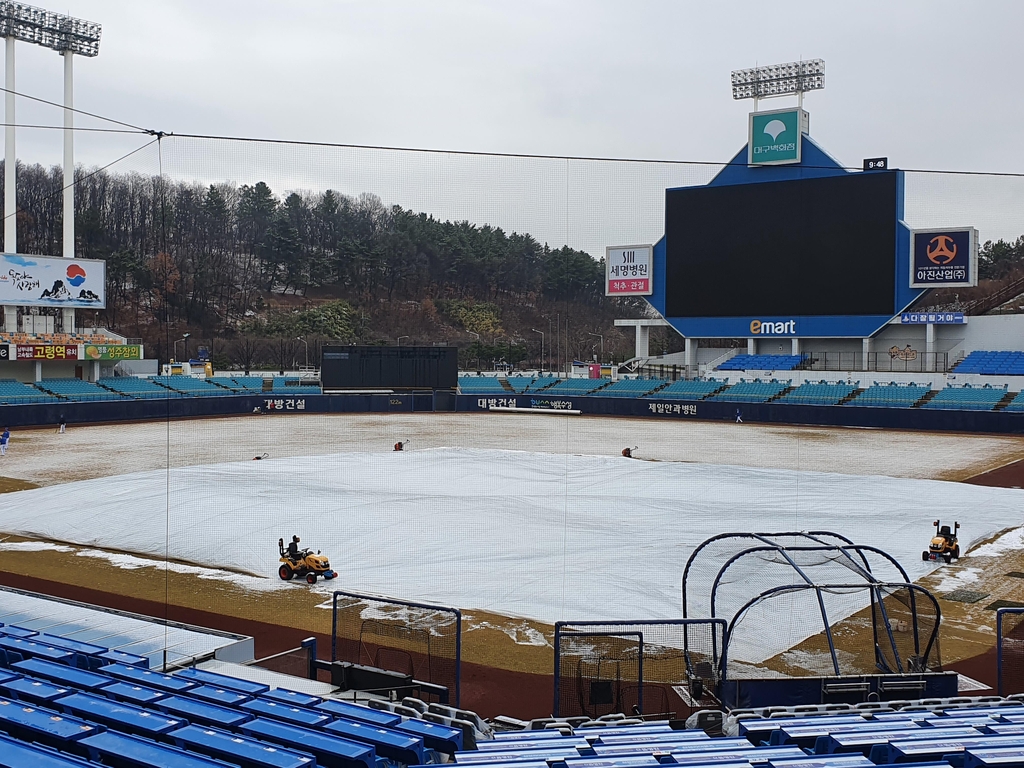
[731,59,824,100]
[0,1,101,56]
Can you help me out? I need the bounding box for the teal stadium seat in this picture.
[708,380,790,403]
[775,381,858,406]
[845,383,931,408]
[37,379,124,402]
[596,378,668,398]
[922,384,1007,411]
[649,379,727,400]
[99,376,181,399]
[0,379,59,404]
[458,376,508,395]
[541,378,610,396]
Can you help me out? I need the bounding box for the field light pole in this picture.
[0,3,102,335]
[296,336,308,367]
[531,328,544,372]
[588,332,604,357]
[174,333,190,362]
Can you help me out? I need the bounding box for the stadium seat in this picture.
[717,354,806,371]
[922,384,1008,411]
[708,379,790,403]
[775,381,858,406]
[954,351,1024,376]
[845,383,932,408]
[36,379,124,402]
[648,379,727,400]
[595,378,668,398]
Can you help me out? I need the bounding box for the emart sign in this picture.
[748,108,808,166]
[750,319,796,335]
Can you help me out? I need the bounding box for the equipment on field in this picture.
[923,520,960,564]
[252,452,268,460]
[278,536,337,584]
[622,446,637,458]
[394,441,406,451]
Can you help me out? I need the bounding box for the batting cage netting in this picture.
[330,590,461,706]
[682,532,943,678]
[998,608,1024,696]
[553,619,726,719]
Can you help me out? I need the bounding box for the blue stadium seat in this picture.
[717,354,805,371]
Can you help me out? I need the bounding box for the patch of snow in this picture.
[0,540,73,553]
[464,618,550,647]
[966,527,1024,559]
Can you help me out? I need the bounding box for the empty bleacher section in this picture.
[458,376,508,395]
[36,379,124,402]
[98,376,178,399]
[651,378,726,399]
[775,381,858,406]
[151,376,234,396]
[922,384,1008,411]
[846,382,932,408]
[596,378,667,397]
[708,379,790,402]
[0,379,58,404]
[1003,391,1024,412]
[717,354,805,371]
[209,376,320,395]
[541,378,610,396]
[522,376,559,392]
[955,351,1024,375]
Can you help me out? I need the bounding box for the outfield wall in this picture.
[3,391,1024,434]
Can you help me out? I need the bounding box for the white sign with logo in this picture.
[606,244,653,296]
[0,253,106,308]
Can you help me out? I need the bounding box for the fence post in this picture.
[301,637,317,680]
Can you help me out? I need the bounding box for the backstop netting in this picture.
[553,619,726,719]
[998,608,1024,695]
[330,590,461,706]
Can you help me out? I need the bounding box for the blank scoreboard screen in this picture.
[664,171,898,318]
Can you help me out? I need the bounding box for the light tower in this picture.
[0,1,101,333]
[730,58,824,111]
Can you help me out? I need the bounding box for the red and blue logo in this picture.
[66,263,87,287]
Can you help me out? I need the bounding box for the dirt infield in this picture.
[1,415,1024,716]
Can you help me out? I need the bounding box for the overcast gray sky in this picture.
[7,0,1024,248]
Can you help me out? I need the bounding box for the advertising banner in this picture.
[0,253,106,308]
[16,344,79,360]
[82,343,141,361]
[605,244,653,296]
[910,228,978,288]
[748,108,808,166]
[0,344,7,360]
[901,312,966,325]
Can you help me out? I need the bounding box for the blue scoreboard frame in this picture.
[646,135,926,339]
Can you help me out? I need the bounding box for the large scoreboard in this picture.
[665,172,898,319]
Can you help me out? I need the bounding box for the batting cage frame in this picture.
[997,607,1024,696]
[553,619,727,719]
[682,531,944,679]
[330,590,461,706]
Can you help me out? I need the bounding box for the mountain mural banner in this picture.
[0,254,105,308]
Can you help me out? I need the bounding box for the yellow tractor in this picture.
[278,536,337,584]
[922,520,960,564]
